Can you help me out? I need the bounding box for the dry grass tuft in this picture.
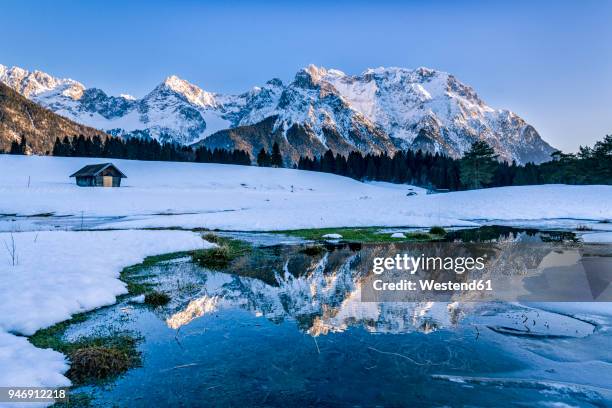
[67,346,131,383]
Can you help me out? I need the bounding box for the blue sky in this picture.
[1,0,610,152]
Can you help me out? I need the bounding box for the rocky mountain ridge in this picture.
[0,64,556,163]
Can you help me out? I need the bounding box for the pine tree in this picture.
[52,138,63,156]
[321,150,336,173]
[257,148,271,167]
[271,142,283,167]
[591,135,612,183]
[20,136,27,154]
[9,140,21,154]
[365,155,377,180]
[334,153,347,176]
[9,136,26,154]
[459,141,499,189]
[346,151,365,179]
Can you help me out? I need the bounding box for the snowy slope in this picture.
[0,155,610,231]
[1,64,554,164]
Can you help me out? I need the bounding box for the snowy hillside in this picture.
[1,155,610,231]
[1,64,555,164]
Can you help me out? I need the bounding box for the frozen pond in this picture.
[62,227,612,406]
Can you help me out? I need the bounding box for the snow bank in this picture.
[0,331,69,389]
[1,156,611,231]
[0,230,209,391]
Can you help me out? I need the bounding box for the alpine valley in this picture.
[0,64,555,164]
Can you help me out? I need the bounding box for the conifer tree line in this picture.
[4,133,611,190]
[45,134,251,165]
[298,149,461,190]
[298,135,612,190]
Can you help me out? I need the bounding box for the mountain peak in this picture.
[300,65,346,82]
[304,64,328,78]
[292,64,344,89]
[162,74,187,87]
[0,64,84,99]
[159,75,216,107]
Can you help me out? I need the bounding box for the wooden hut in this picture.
[70,163,127,187]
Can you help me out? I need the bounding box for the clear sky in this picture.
[1,0,610,152]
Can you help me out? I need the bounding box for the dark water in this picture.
[66,227,612,407]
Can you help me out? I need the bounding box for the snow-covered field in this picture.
[0,155,610,403]
[1,155,611,231]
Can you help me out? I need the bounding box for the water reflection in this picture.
[68,227,612,407]
[164,230,610,337]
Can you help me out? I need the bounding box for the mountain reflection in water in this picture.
[67,228,612,407]
[165,230,608,337]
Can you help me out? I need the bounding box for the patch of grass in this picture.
[278,227,440,243]
[67,346,131,384]
[125,281,156,296]
[123,251,193,271]
[144,291,171,306]
[66,334,140,385]
[203,232,222,244]
[194,245,231,269]
[29,313,89,352]
[428,226,447,236]
[30,321,141,386]
[192,236,252,269]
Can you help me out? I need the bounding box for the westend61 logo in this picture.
[372,254,486,275]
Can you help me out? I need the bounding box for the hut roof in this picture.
[70,163,127,178]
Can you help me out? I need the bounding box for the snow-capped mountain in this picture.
[0,65,241,145]
[0,65,84,99]
[316,66,555,164]
[0,63,555,163]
